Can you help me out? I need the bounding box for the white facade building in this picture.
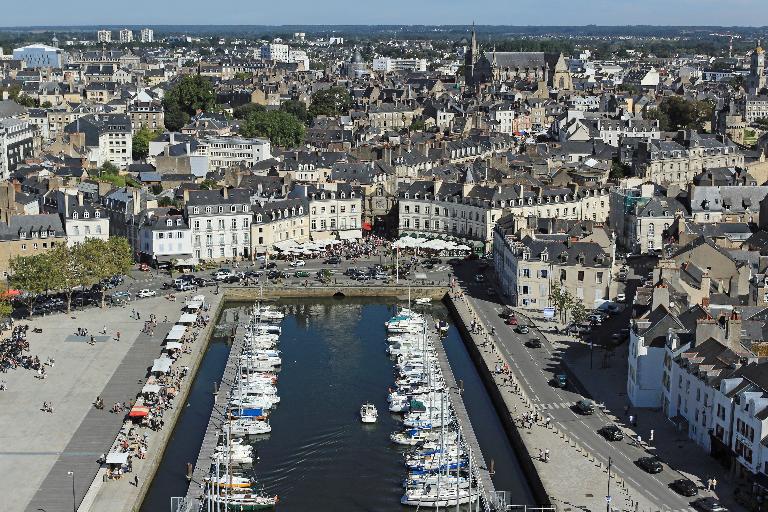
[119,29,134,43]
[373,57,427,73]
[186,188,253,261]
[195,136,271,171]
[12,44,67,69]
[140,28,154,43]
[97,30,112,43]
[136,209,193,264]
[260,44,289,62]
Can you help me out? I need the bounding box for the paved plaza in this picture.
[0,292,205,512]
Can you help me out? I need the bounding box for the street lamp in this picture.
[606,457,612,512]
[67,470,75,512]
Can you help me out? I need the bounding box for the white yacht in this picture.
[360,403,378,423]
[400,486,476,507]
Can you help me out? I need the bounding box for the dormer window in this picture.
[205,206,212,214]
[20,232,26,239]
[541,250,548,262]
[72,212,78,220]
[341,192,346,199]
[230,205,236,213]
[193,207,200,214]
[176,218,182,226]
[95,211,101,218]
[83,211,89,219]
[218,206,224,213]
[166,219,173,226]
[256,214,262,222]
[522,249,530,261]
[298,207,304,214]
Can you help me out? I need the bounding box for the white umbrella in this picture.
[456,244,471,251]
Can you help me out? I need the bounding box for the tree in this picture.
[410,118,426,132]
[164,103,189,132]
[162,75,214,130]
[158,196,178,208]
[279,100,308,124]
[240,110,305,148]
[9,254,51,315]
[571,301,588,327]
[609,159,631,181]
[48,244,83,313]
[40,100,52,109]
[233,102,265,120]
[15,94,37,108]
[132,127,160,160]
[308,86,351,118]
[646,96,714,132]
[199,179,218,190]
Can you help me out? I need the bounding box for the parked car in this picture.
[195,277,216,287]
[525,338,543,348]
[598,425,624,441]
[213,269,234,281]
[575,399,595,415]
[670,478,698,497]
[295,271,310,278]
[325,256,341,265]
[137,289,156,298]
[692,497,728,512]
[505,316,518,326]
[636,456,663,474]
[289,260,306,267]
[176,282,195,291]
[616,293,626,302]
[260,262,277,270]
[515,325,529,334]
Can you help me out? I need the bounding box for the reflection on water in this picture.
[142,298,534,512]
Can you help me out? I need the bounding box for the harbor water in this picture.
[142,298,534,511]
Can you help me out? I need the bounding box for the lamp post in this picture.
[606,457,612,512]
[67,470,75,512]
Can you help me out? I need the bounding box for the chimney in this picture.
[700,270,711,296]
[131,187,141,216]
[725,310,742,349]
[652,283,670,310]
[77,192,84,207]
[222,187,229,200]
[170,132,175,145]
[433,178,442,196]
[183,188,190,204]
[185,142,191,155]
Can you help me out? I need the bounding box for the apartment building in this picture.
[195,136,271,171]
[136,208,194,265]
[0,119,35,180]
[185,188,252,261]
[251,198,310,255]
[63,114,133,168]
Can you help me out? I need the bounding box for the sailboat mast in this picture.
[455,425,461,511]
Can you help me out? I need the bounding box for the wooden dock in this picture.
[183,315,245,508]
[429,318,499,511]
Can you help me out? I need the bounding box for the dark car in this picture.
[636,456,663,474]
[525,338,542,348]
[598,425,624,441]
[692,497,728,512]
[670,478,698,497]
[515,325,530,334]
[294,271,310,278]
[552,374,567,388]
[575,399,595,415]
[260,262,277,270]
[325,256,341,264]
[194,277,216,287]
[223,275,241,284]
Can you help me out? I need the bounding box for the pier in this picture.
[429,316,499,511]
[180,311,245,511]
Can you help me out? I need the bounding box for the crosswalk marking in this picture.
[532,402,573,410]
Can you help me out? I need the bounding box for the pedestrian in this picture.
[134,475,139,487]
[711,477,717,491]
[116,331,121,342]
[628,414,634,426]
[544,449,550,462]
[706,478,713,491]
[137,312,141,320]
[538,448,543,460]
[102,325,107,335]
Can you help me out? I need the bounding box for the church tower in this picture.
[464,23,478,87]
[748,40,766,94]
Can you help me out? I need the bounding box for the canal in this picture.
[142,298,534,511]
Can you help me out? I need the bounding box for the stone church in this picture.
[464,25,572,92]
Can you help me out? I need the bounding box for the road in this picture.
[452,259,700,511]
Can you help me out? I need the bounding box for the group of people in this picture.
[0,325,36,373]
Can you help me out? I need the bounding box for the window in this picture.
[205,206,212,214]
[194,220,200,231]
[596,272,603,284]
[231,205,236,212]
[218,219,225,230]
[577,271,585,282]
[218,206,224,213]
[21,244,26,250]
[231,219,237,229]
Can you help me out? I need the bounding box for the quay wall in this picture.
[128,296,225,512]
[444,295,552,507]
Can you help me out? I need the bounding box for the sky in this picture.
[1,0,767,27]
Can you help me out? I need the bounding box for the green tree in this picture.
[40,100,52,109]
[571,301,588,327]
[158,196,178,207]
[199,179,218,190]
[234,71,253,81]
[646,96,714,132]
[410,118,426,132]
[609,159,631,181]
[233,102,266,120]
[308,86,351,118]
[132,127,160,160]
[164,103,189,132]
[9,254,51,315]
[48,244,84,313]
[162,75,215,130]
[240,110,305,148]
[15,94,37,108]
[279,100,309,123]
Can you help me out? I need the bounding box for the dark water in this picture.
[141,299,534,511]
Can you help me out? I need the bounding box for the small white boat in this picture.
[360,402,378,423]
[229,417,272,436]
[414,297,432,305]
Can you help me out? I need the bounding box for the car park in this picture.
[597,425,624,441]
[636,456,663,474]
[575,399,595,415]
[137,289,156,298]
[525,338,542,348]
[670,478,698,497]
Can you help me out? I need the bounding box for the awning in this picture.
[362,221,372,231]
[164,341,183,350]
[311,231,334,241]
[184,300,203,311]
[176,256,198,267]
[273,239,298,251]
[151,357,173,374]
[338,229,362,240]
[128,406,150,418]
[165,325,186,341]
[106,452,130,465]
[141,383,162,395]
[178,313,197,324]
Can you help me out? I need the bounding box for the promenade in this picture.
[0,290,220,512]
